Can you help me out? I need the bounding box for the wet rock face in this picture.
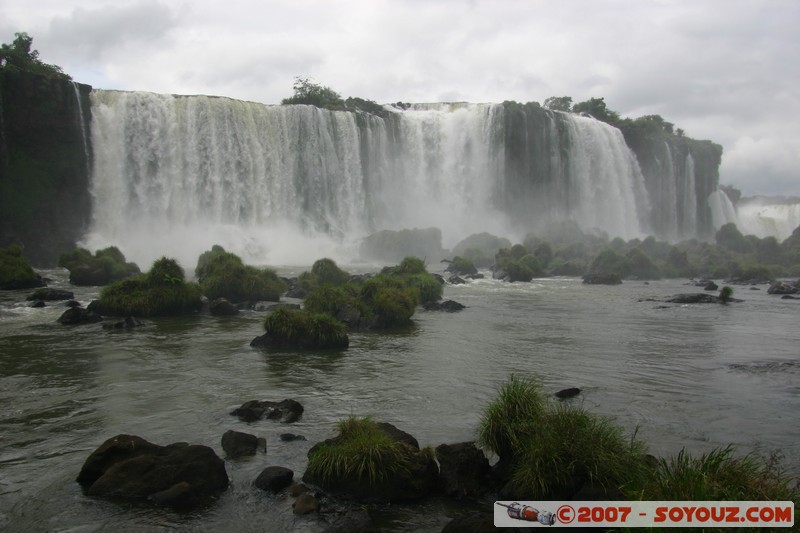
[0,70,92,266]
[76,434,229,510]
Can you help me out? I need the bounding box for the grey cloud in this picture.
[42,1,178,63]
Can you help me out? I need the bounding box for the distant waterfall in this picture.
[86,92,655,267]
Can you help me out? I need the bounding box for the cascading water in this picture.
[85,92,657,269]
[71,81,91,177]
[562,114,649,239]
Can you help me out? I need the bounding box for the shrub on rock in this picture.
[96,257,202,317]
[251,307,349,350]
[196,249,285,303]
[58,246,140,286]
[0,244,44,290]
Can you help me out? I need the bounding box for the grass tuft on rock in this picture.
[306,416,414,485]
[261,307,348,349]
[478,375,648,498]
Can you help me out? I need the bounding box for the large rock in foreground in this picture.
[76,434,229,509]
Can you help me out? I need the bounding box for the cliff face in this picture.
[0,69,92,266]
[622,124,722,240]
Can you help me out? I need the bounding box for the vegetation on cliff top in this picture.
[0,32,70,80]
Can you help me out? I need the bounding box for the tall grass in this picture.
[477,375,548,459]
[511,403,648,498]
[478,375,648,498]
[631,446,799,502]
[306,416,414,485]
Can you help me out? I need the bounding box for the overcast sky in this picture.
[2,0,799,197]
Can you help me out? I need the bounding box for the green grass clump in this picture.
[197,249,286,303]
[0,244,42,289]
[447,256,478,276]
[477,375,548,460]
[262,307,348,349]
[478,375,648,498]
[303,284,360,316]
[306,416,414,485]
[511,403,648,498]
[632,446,799,503]
[311,258,351,285]
[98,257,202,317]
[57,246,140,286]
[403,273,443,303]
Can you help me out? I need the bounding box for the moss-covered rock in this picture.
[196,248,285,303]
[58,246,140,286]
[250,307,349,350]
[0,244,44,289]
[95,257,202,317]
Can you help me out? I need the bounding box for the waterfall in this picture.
[736,199,800,241]
[71,81,91,176]
[680,153,697,238]
[562,114,649,239]
[85,92,655,268]
[707,189,739,230]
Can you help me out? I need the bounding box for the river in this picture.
[1,268,798,531]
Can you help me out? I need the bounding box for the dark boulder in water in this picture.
[221,429,260,458]
[76,434,228,510]
[423,300,466,312]
[435,442,491,498]
[210,297,239,316]
[767,281,798,295]
[57,307,103,325]
[26,288,74,301]
[583,273,622,285]
[555,387,581,399]
[254,466,294,492]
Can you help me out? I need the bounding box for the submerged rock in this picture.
[57,307,103,325]
[76,434,228,510]
[231,399,304,423]
[422,300,466,312]
[26,288,74,301]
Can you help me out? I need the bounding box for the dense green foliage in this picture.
[300,256,442,329]
[0,32,70,80]
[305,416,416,484]
[446,256,478,276]
[195,247,285,302]
[478,375,648,497]
[262,307,348,349]
[281,76,345,110]
[58,247,140,286]
[482,220,800,283]
[98,257,202,317]
[0,244,42,289]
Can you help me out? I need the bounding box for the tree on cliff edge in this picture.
[0,32,70,80]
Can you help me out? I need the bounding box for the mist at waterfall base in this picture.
[80,92,657,270]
